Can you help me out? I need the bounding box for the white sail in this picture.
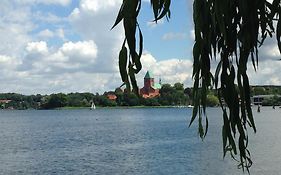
[91,101,96,110]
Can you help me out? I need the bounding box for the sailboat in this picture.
[90,101,96,110]
[187,104,194,108]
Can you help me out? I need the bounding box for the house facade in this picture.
[251,95,281,105]
[140,71,161,98]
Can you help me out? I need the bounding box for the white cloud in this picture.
[79,0,120,13]
[137,53,193,87]
[248,60,281,85]
[0,55,21,69]
[0,1,33,57]
[2,0,280,95]
[33,11,65,24]
[21,40,98,73]
[190,29,195,40]
[26,41,49,55]
[15,0,71,6]
[10,39,121,94]
[259,41,281,61]
[0,0,125,94]
[59,40,98,63]
[56,28,65,40]
[37,29,54,39]
[138,53,281,91]
[37,28,66,40]
[41,0,71,6]
[162,32,188,40]
[69,0,123,73]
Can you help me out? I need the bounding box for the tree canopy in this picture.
[112,0,281,172]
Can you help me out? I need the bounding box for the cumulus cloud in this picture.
[137,53,193,87]
[19,40,98,74]
[69,0,123,73]
[33,11,66,24]
[56,28,65,40]
[258,37,281,61]
[0,55,21,69]
[248,60,281,85]
[37,29,54,39]
[37,28,66,41]
[0,1,33,57]
[15,0,71,6]
[59,40,98,63]
[79,0,120,13]
[39,0,71,6]
[1,0,281,95]
[26,41,49,54]
[0,0,125,94]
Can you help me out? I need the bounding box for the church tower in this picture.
[144,71,154,89]
[140,70,161,98]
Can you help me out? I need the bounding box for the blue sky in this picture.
[0,0,280,94]
[138,0,193,59]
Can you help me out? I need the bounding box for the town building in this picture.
[251,95,281,105]
[140,71,162,98]
[106,94,117,101]
[0,99,11,104]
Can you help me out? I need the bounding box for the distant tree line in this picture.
[0,82,230,110]
[251,86,281,106]
[251,86,281,96]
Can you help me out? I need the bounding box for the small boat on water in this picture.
[187,105,194,108]
[90,101,96,110]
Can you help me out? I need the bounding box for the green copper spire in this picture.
[144,71,154,79]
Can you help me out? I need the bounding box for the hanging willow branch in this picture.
[191,0,281,172]
[112,0,171,94]
[113,0,281,173]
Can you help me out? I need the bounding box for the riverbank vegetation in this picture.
[1,85,281,110]
[0,82,220,110]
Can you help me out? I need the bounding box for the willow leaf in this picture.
[118,46,128,83]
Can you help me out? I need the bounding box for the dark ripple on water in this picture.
[0,107,281,174]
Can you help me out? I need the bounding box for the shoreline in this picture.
[59,105,192,110]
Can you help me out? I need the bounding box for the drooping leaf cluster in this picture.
[113,0,281,173]
[112,0,171,94]
[191,0,281,172]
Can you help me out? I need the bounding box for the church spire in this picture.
[144,71,154,79]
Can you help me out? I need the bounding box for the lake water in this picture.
[0,107,280,175]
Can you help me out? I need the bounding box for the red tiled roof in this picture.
[0,100,12,104]
[107,94,117,100]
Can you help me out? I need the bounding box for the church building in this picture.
[140,71,162,98]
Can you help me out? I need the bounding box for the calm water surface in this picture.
[0,107,280,175]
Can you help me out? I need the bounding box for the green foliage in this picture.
[114,0,281,172]
[262,95,281,106]
[112,0,145,93]
[0,93,41,109]
[141,97,160,106]
[66,93,93,107]
[96,95,117,107]
[206,94,219,107]
[174,82,184,91]
[251,87,267,95]
[42,93,67,109]
[191,0,281,171]
[158,83,189,106]
[251,86,281,96]
[123,92,140,106]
